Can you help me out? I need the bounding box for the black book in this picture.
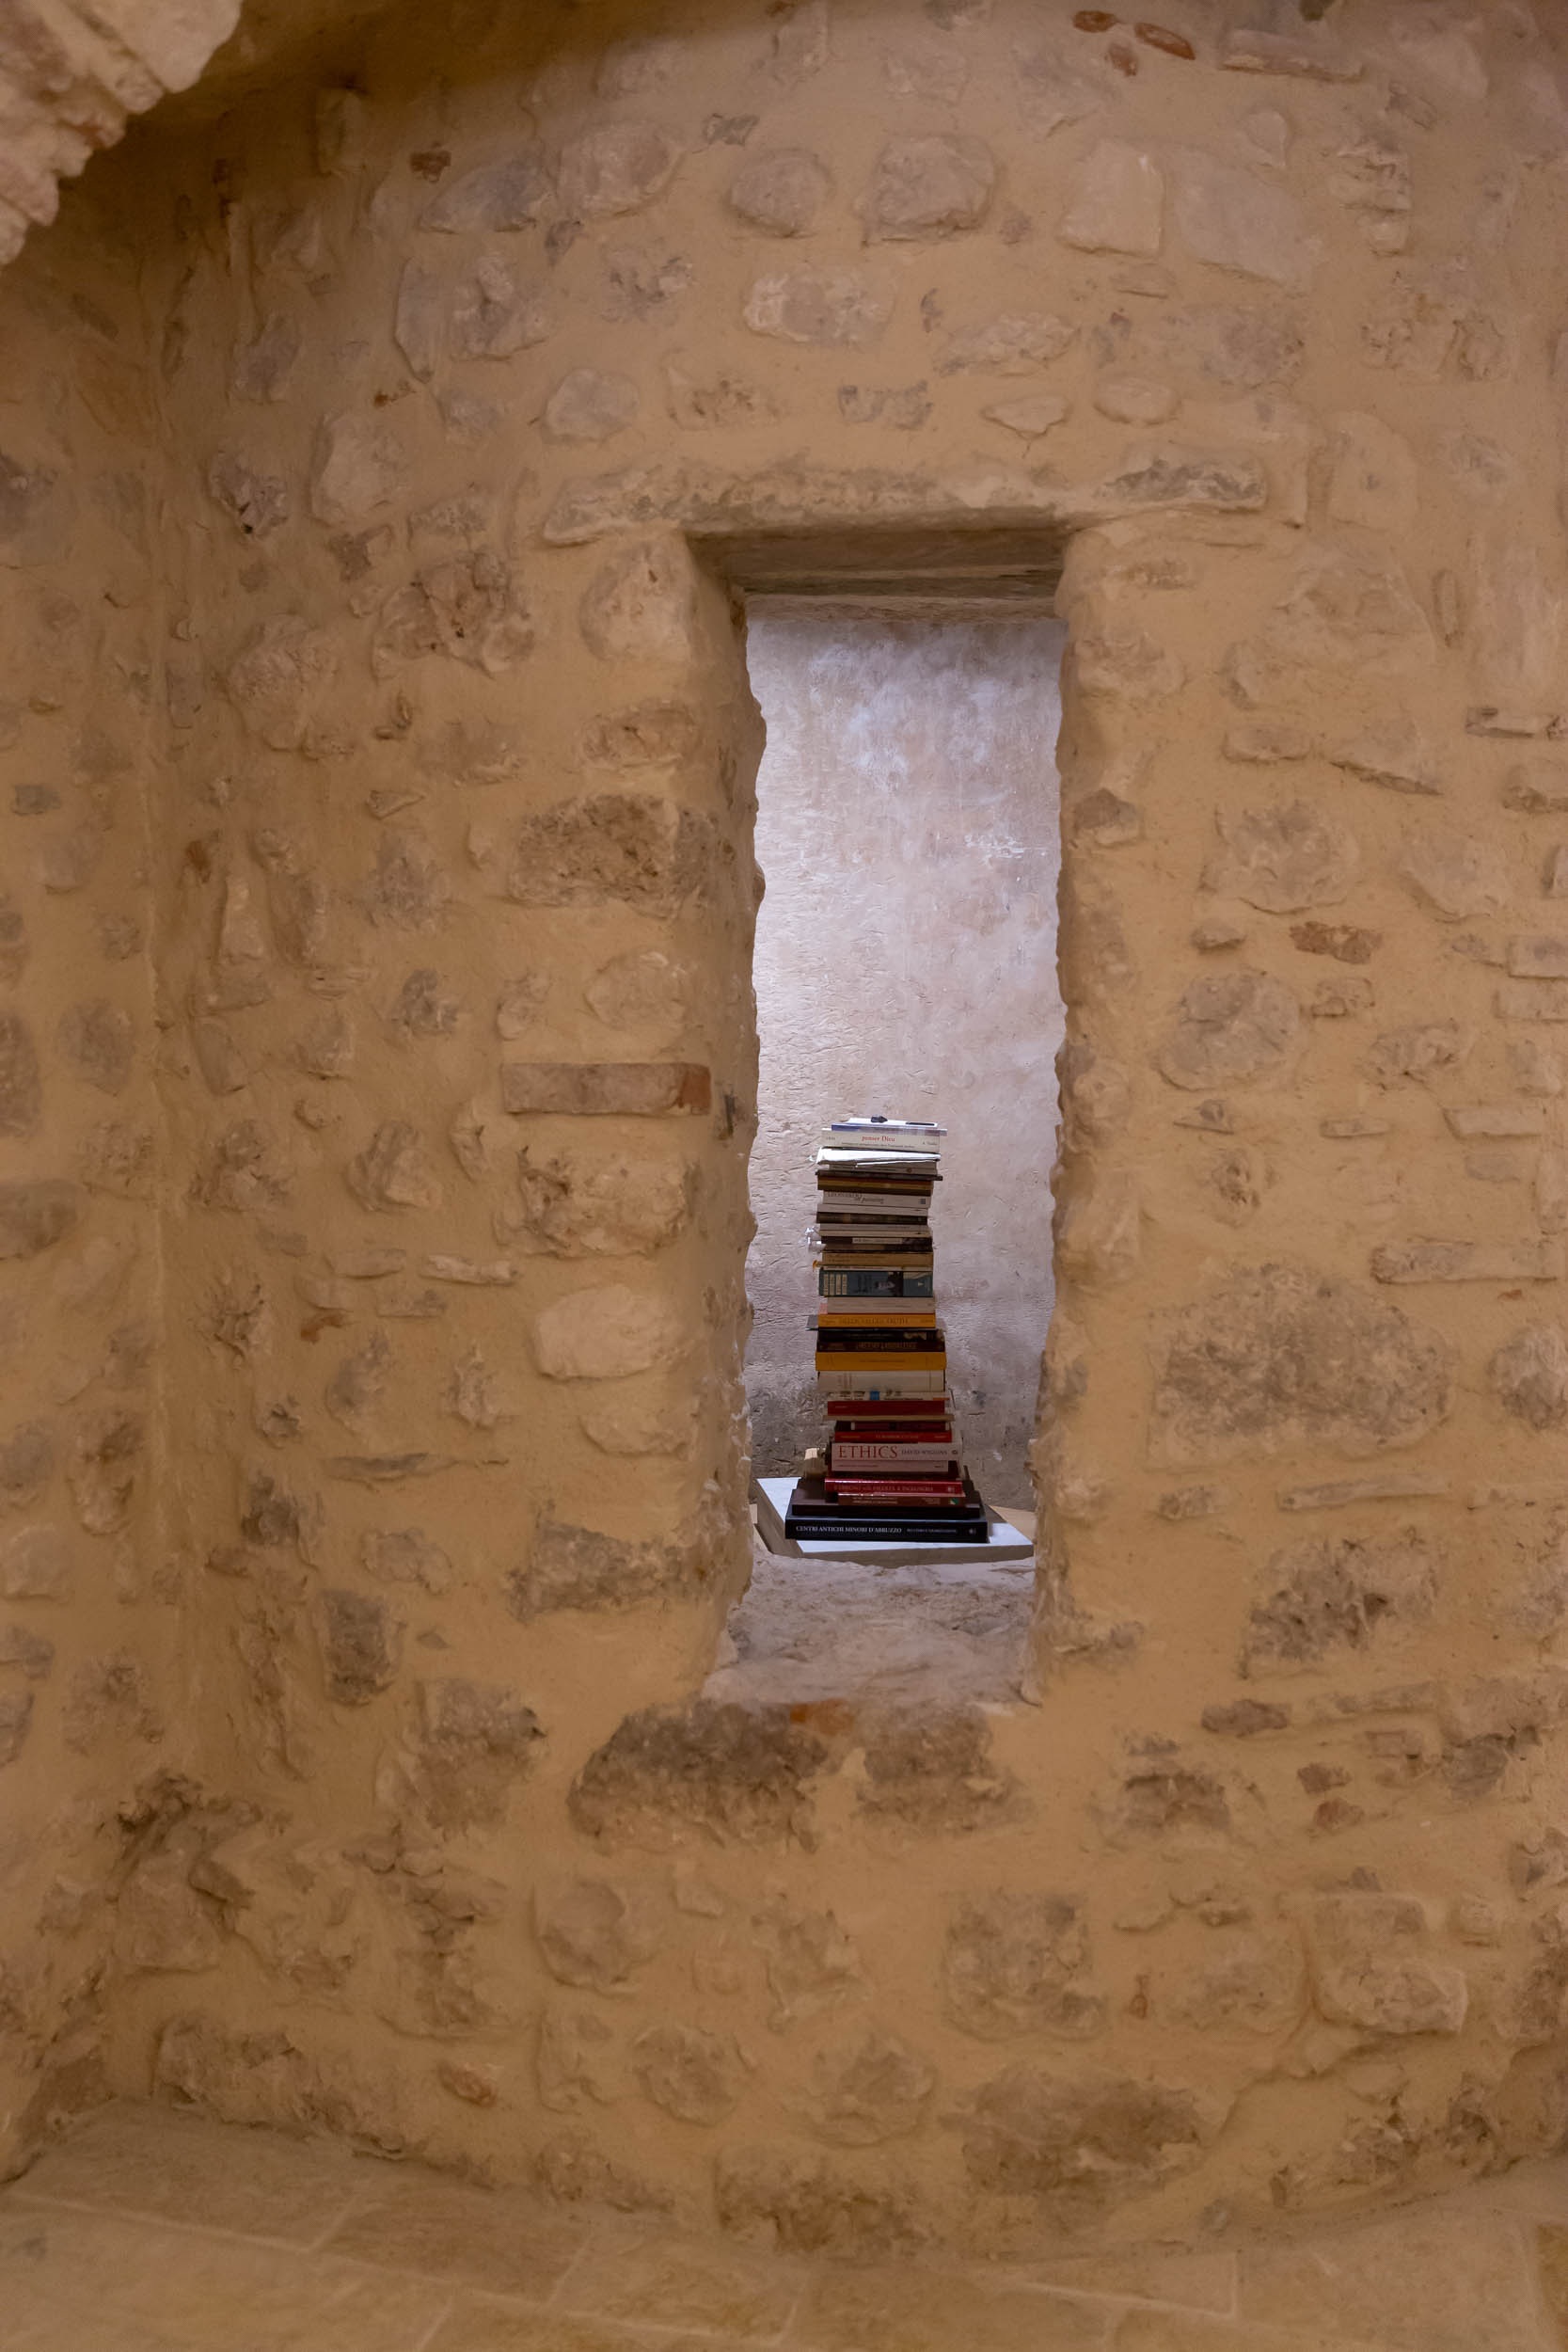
[814,1328,946,1354]
[784,1472,989,1543]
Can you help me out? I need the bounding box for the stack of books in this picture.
[784,1116,990,1544]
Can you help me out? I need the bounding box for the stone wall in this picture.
[744,604,1062,1502]
[5,0,1568,2260]
[0,183,185,2162]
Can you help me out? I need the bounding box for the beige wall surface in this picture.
[744,605,1062,1502]
[3,0,1568,2263]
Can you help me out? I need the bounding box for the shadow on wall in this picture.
[742,602,1066,1507]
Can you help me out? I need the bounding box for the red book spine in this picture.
[824,1477,969,1502]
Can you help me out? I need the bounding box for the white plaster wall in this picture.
[743,607,1064,1504]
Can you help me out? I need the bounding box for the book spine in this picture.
[815,1311,938,1330]
[787,1518,987,1541]
[817,1377,946,1398]
[832,1438,956,1463]
[815,1332,945,1354]
[819,1270,935,1297]
[825,1483,969,1503]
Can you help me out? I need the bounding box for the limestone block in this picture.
[942,1891,1103,2042]
[347,1121,444,1213]
[0,449,73,567]
[1505,761,1568,815]
[534,1875,661,1989]
[544,370,640,445]
[513,1146,691,1255]
[404,1677,544,1834]
[1150,1262,1452,1463]
[1057,1169,1141,1285]
[1205,803,1358,914]
[633,2023,741,2124]
[502,1065,708,1123]
[936,311,1075,373]
[1398,827,1511,921]
[1367,1022,1472,1085]
[206,452,288,540]
[508,795,714,915]
[1497,979,1568,1023]
[1491,1324,1568,1431]
[0,1525,71,1599]
[0,1691,33,1765]
[0,1010,40,1134]
[309,412,407,527]
[420,150,549,231]
[1013,34,1109,140]
[1058,139,1162,256]
[319,1588,402,1703]
[223,614,338,751]
[1306,1893,1466,2036]
[361,1528,453,1593]
[1162,1935,1306,2033]
[579,538,696,664]
[1243,1534,1437,1674]
[743,269,893,347]
[579,1391,696,1458]
[715,2143,922,2256]
[982,393,1069,440]
[806,2028,935,2145]
[1511,935,1568,979]
[1073,624,1183,702]
[570,1701,829,1847]
[767,0,829,87]
[451,256,551,360]
[1156,970,1299,1090]
[728,148,831,236]
[837,382,931,429]
[557,122,681,219]
[372,555,534,677]
[1325,411,1418,532]
[958,2068,1213,2213]
[1093,375,1176,425]
[0,1178,78,1259]
[862,135,994,241]
[667,363,781,430]
[0,1423,55,1511]
[857,1705,1020,1834]
[532,1285,684,1381]
[1168,148,1318,288]
[67,1407,142,1534]
[58,998,133,1094]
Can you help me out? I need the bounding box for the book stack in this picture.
[784,1116,990,1544]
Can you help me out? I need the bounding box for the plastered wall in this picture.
[5,0,1568,2263]
[743,605,1063,1503]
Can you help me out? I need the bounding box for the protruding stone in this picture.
[1243,1534,1437,1673]
[319,1588,402,1704]
[1058,139,1163,256]
[532,1285,685,1381]
[982,394,1069,440]
[59,998,133,1095]
[958,2069,1212,2215]
[571,1701,829,1847]
[207,453,289,540]
[557,121,681,218]
[937,312,1076,373]
[1093,374,1176,425]
[420,150,549,231]
[0,1178,78,1260]
[1326,410,1418,532]
[309,413,406,527]
[1491,1324,1568,1430]
[743,269,894,347]
[0,1526,71,1599]
[1168,147,1318,287]
[534,1875,661,1989]
[1399,827,1511,922]
[1205,803,1358,914]
[1150,1261,1452,1463]
[863,135,995,241]
[728,148,832,236]
[224,615,338,752]
[347,1121,443,1213]
[1368,1021,1472,1085]
[514,1146,692,1255]
[806,2029,936,2144]
[508,796,714,914]
[942,1892,1103,2042]
[0,1010,40,1136]
[579,539,696,664]
[451,257,551,360]
[544,370,640,444]
[1156,970,1300,1090]
[1306,1893,1466,2036]
[633,2024,742,2123]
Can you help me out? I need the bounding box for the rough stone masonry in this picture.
[3,0,1568,2265]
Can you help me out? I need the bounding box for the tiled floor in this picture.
[4,2103,1568,2350]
